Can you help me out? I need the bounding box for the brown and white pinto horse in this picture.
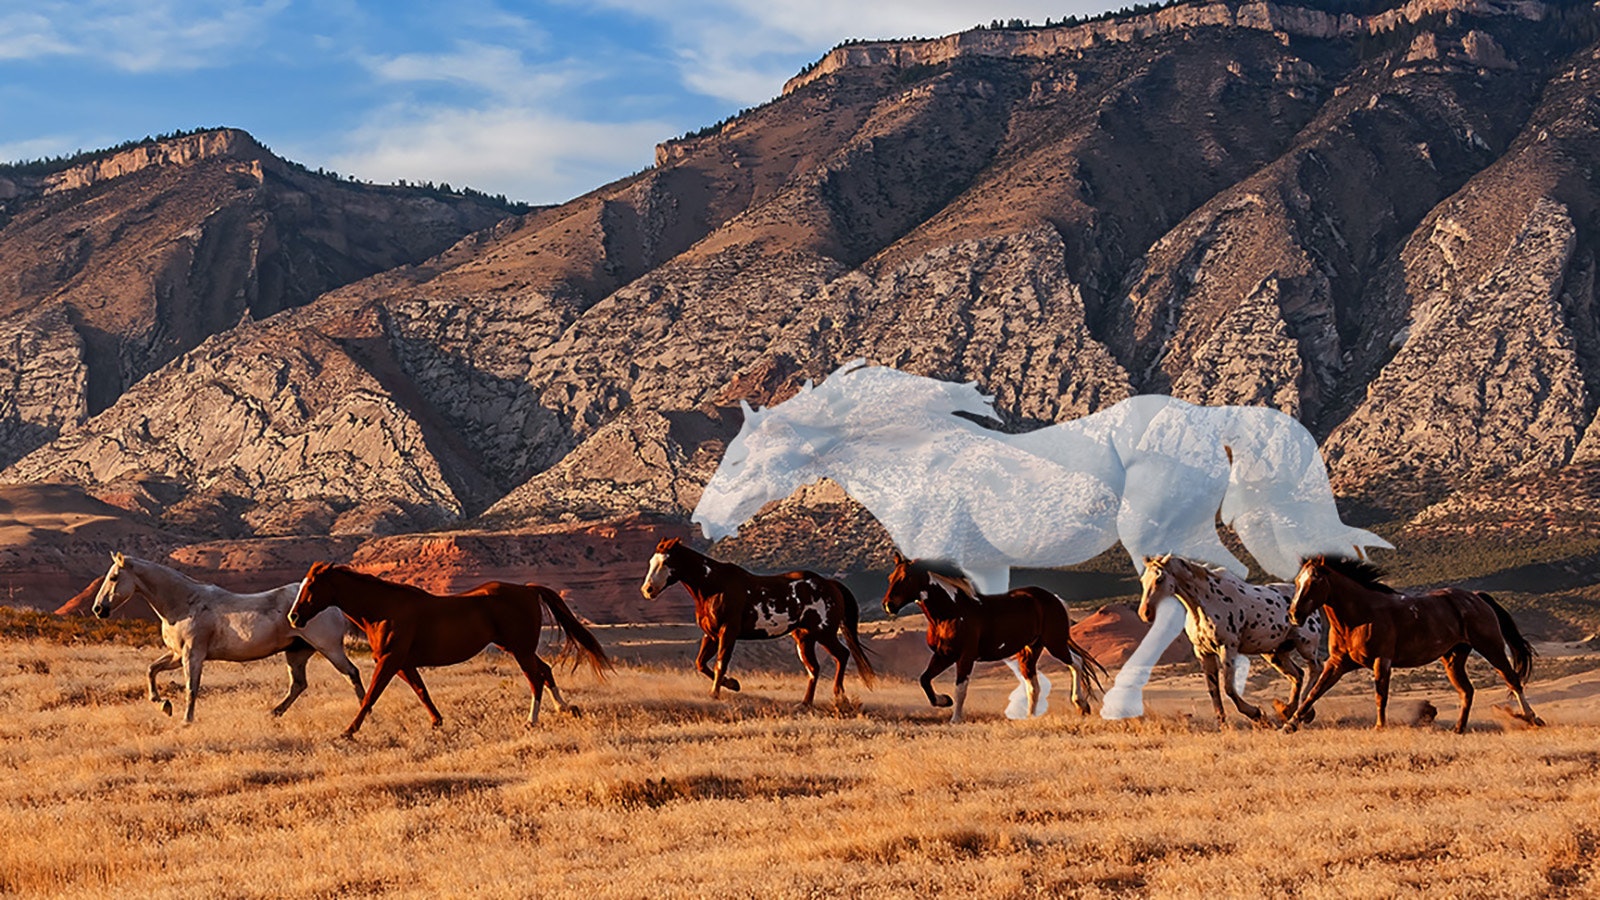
[287,563,610,738]
[882,554,1105,723]
[1284,555,1542,733]
[640,538,876,705]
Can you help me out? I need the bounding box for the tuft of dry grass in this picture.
[1,633,1598,898]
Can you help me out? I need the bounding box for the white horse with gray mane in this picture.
[692,361,1387,718]
[1137,554,1323,727]
[92,553,364,722]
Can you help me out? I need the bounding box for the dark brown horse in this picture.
[287,563,610,738]
[640,538,875,705]
[882,554,1105,722]
[1284,555,1542,733]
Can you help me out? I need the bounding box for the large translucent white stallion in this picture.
[692,362,1390,718]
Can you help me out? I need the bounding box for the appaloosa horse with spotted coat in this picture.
[640,538,875,705]
[1138,554,1322,727]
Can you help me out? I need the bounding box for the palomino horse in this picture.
[1138,554,1322,727]
[640,538,876,705]
[287,563,610,738]
[1284,556,1542,733]
[881,555,1105,723]
[91,553,363,723]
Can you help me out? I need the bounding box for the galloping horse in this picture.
[91,553,363,722]
[287,563,610,738]
[1138,554,1322,727]
[882,555,1105,723]
[640,538,875,705]
[1283,556,1542,733]
[692,361,1390,718]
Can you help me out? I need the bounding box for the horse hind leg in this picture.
[793,633,820,707]
[1473,632,1544,727]
[513,653,575,726]
[1018,649,1043,718]
[816,631,852,704]
[272,642,315,717]
[397,668,444,728]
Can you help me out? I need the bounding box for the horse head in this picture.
[1289,557,1329,625]
[1136,554,1180,624]
[91,552,138,619]
[881,552,923,616]
[641,537,689,600]
[692,397,835,542]
[287,561,336,628]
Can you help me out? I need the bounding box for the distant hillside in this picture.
[0,127,516,469]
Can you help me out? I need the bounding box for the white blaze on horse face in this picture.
[642,553,670,599]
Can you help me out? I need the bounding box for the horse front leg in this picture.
[1220,648,1266,725]
[1265,648,1306,724]
[179,649,205,724]
[343,659,400,739]
[1442,648,1474,734]
[1200,652,1227,727]
[919,653,955,709]
[1283,655,1353,732]
[1372,658,1392,729]
[710,629,738,699]
[146,651,181,716]
[950,656,976,724]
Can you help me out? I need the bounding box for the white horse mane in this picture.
[740,360,999,432]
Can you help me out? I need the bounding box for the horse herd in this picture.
[84,540,1545,738]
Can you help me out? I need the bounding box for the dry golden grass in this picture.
[2,629,1599,899]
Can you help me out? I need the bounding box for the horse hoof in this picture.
[933,695,953,708]
[566,706,583,718]
[722,677,741,692]
[270,708,286,718]
[1281,721,1299,734]
[1531,715,1546,727]
[160,700,173,717]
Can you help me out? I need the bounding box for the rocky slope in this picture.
[0,129,515,469]
[6,0,1600,617]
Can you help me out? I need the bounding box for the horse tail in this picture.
[1065,630,1108,699]
[835,582,877,688]
[1479,592,1535,683]
[539,588,613,681]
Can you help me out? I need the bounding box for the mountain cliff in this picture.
[6,0,1600,617]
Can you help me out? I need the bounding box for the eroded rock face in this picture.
[8,12,1600,585]
[0,128,515,467]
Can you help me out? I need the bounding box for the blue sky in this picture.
[0,1,1118,205]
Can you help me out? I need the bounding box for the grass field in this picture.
[2,622,1599,898]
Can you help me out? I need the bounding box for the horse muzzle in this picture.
[92,604,110,619]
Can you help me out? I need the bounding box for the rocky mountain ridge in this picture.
[6,2,1600,621]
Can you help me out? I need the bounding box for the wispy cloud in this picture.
[0,0,288,72]
[325,105,668,205]
[582,0,1110,105]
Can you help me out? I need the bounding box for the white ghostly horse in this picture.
[92,553,364,722]
[692,362,1389,718]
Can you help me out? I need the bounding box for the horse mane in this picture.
[323,564,435,598]
[744,361,1000,431]
[1307,555,1396,593]
[902,558,980,598]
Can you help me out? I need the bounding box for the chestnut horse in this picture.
[640,538,875,705]
[287,563,610,738]
[1284,555,1542,733]
[882,555,1105,722]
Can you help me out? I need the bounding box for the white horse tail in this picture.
[1214,406,1392,580]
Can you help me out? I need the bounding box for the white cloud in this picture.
[0,0,286,72]
[361,41,580,105]
[322,105,670,205]
[581,0,1116,105]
